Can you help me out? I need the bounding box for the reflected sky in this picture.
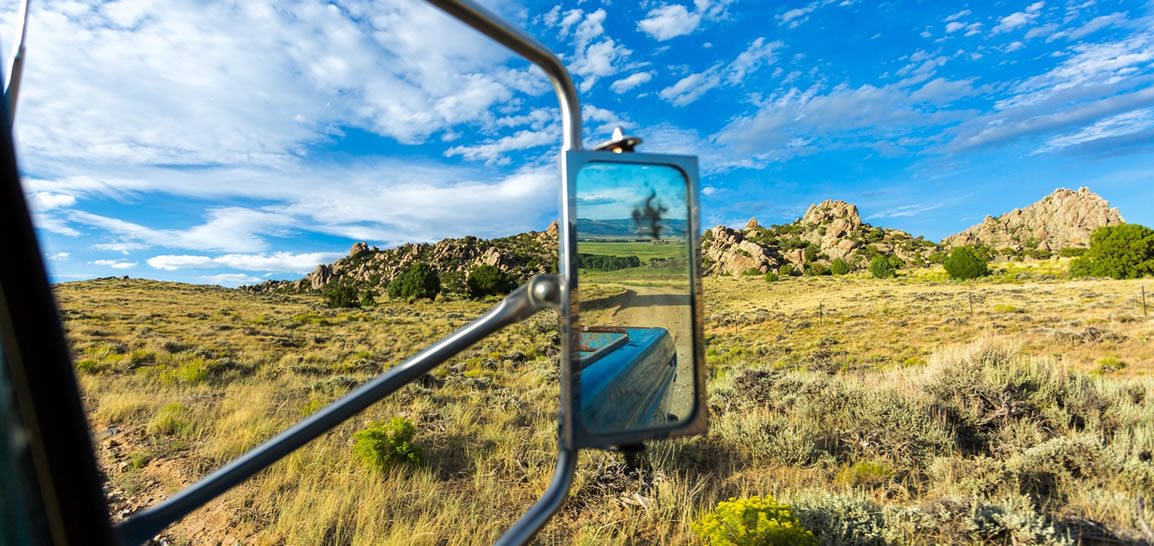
[576,163,688,223]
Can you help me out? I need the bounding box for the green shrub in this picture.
[804,263,830,276]
[359,290,376,307]
[74,358,105,374]
[693,496,818,546]
[466,264,517,299]
[887,255,905,269]
[943,246,988,280]
[322,284,360,308]
[804,245,819,262]
[1069,224,1154,279]
[836,461,895,488]
[1092,357,1126,375]
[868,256,895,279]
[1058,247,1086,257]
[780,264,801,277]
[741,267,764,276]
[764,272,779,283]
[388,262,440,300]
[353,417,422,470]
[175,360,208,383]
[830,258,850,275]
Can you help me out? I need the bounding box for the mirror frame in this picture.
[559,149,707,450]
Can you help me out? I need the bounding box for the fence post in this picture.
[1143,285,1147,318]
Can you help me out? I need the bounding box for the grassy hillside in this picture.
[58,269,1154,544]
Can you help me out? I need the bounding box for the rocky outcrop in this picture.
[943,187,1124,251]
[242,222,558,294]
[703,200,936,276]
[703,226,779,276]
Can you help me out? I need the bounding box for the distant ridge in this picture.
[942,187,1124,252]
[577,218,688,239]
[244,187,1130,290]
[242,223,558,295]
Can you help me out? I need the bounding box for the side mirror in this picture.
[560,150,707,449]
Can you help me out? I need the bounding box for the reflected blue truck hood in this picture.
[578,327,677,432]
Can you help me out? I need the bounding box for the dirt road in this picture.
[579,284,696,424]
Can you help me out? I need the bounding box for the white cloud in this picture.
[1005,41,1026,53]
[48,252,70,260]
[951,87,1154,153]
[658,37,783,105]
[778,3,816,28]
[910,78,976,103]
[444,129,555,165]
[944,9,971,23]
[866,202,944,219]
[727,38,783,85]
[27,158,561,250]
[201,273,264,287]
[582,105,635,135]
[5,0,529,169]
[964,23,983,37]
[1025,23,1059,40]
[992,2,1045,35]
[638,4,701,41]
[148,251,342,274]
[69,207,294,253]
[946,22,966,33]
[553,8,633,93]
[94,242,147,254]
[32,192,77,209]
[90,259,136,269]
[714,75,980,163]
[557,9,583,37]
[1067,13,1126,40]
[659,68,723,106]
[1033,108,1154,155]
[610,72,654,94]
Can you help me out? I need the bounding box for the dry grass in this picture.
[57,270,1154,545]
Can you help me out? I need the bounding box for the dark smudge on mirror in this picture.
[574,162,694,435]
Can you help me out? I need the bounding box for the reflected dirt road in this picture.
[577,284,695,425]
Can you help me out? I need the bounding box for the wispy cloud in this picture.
[778,3,817,29]
[148,252,342,274]
[867,202,945,219]
[89,259,136,269]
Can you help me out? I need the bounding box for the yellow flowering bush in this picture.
[692,496,818,546]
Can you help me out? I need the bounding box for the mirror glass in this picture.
[574,162,696,435]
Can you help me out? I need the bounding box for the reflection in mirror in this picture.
[574,162,694,436]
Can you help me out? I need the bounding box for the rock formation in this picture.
[703,200,936,276]
[942,187,1124,251]
[242,222,558,294]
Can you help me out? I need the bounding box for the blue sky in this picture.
[6,0,1154,286]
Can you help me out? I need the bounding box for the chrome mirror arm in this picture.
[4,0,30,127]
[115,276,561,546]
